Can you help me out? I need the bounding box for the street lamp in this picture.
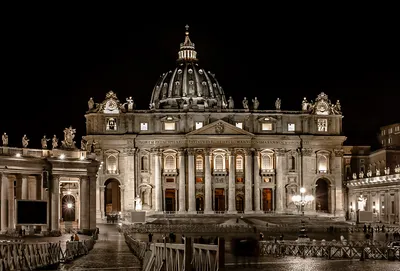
[292,187,314,216]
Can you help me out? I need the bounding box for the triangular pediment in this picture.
[187,120,254,136]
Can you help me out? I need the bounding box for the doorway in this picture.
[61,194,75,221]
[196,196,204,211]
[214,188,225,212]
[262,188,273,212]
[104,179,121,216]
[165,189,176,212]
[236,195,244,212]
[316,179,329,212]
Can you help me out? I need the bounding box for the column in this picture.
[397,190,400,224]
[21,175,28,200]
[253,150,261,212]
[204,148,213,214]
[88,175,97,232]
[119,185,125,213]
[187,148,196,213]
[178,149,186,213]
[41,174,48,232]
[8,177,15,230]
[244,149,253,213]
[1,174,9,233]
[51,175,60,231]
[275,149,285,212]
[154,149,162,212]
[228,149,237,214]
[96,182,101,220]
[99,185,105,219]
[80,176,89,231]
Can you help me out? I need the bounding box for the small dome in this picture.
[149,25,227,110]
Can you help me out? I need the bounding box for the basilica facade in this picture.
[84,27,347,219]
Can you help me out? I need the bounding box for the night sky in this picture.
[1,17,399,150]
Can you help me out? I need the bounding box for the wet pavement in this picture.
[58,223,141,270]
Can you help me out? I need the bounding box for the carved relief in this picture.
[215,122,224,134]
[186,148,195,156]
[334,149,344,157]
[302,148,313,156]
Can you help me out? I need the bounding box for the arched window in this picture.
[261,155,272,170]
[215,155,224,170]
[236,155,243,170]
[318,155,328,173]
[107,155,117,174]
[289,155,295,171]
[141,156,148,171]
[164,155,176,169]
[196,155,203,170]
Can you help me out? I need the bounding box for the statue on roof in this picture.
[228,96,234,109]
[22,134,29,148]
[81,138,87,151]
[252,97,259,110]
[275,98,281,110]
[2,132,8,146]
[41,135,50,149]
[126,96,134,111]
[61,126,77,149]
[52,135,58,149]
[242,97,249,110]
[301,97,309,111]
[88,97,94,111]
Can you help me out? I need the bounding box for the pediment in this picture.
[187,120,254,136]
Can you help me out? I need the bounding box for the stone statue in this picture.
[357,195,367,211]
[366,169,372,177]
[88,97,94,111]
[81,138,87,151]
[275,98,281,110]
[252,97,259,110]
[376,168,380,176]
[22,134,29,148]
[61,126,77,149]
[90,140,98,153]
[301,97,309,111]
[352,173,357,179]
[395,164,400,173]
[126,96,134,111]
[52,135,58,149]
[188,97,193,109]
[135,195,142,210]
[335,100,341,112]
[2,132,8,146]
[359,171,364,178]
[41,135,50,149]
[384,167,390,175]
[242,97,249,109]
[204,98,209,109]
[228,96,234,109]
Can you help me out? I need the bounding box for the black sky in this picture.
[1,15,399,150]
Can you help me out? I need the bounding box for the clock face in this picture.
[316,101,329,114]
[107,100,117,110]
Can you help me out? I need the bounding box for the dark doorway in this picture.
[196,196,204,211]
[316,179,329,212]
[215,188,225,212]
[104,179,121,216]
[236,195,244,212]
[262,188,273,211]
[165,189,176,212]
[62,195,75,221]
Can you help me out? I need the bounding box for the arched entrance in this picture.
[62,195,76,221]
[315,179,330,213]
[196,195,204,211]
[236,195,244,212]
[104,179,121,216]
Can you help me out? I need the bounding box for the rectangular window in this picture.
[382,140,384,145]
[288,123,295,132]
[106,118,117,131]
[196,177,203,183]
[317,119,328,132]
[262,123,272,131]
[140,122,148,131]
[195,122,203,129]
[388,128,393,134]
[388,138,392,144]
[235,122,243,129]
[164,122,175,131]
[166,178,174,183]
[395,126,399,132]
[382,130,386,135]
[236,177,244,183]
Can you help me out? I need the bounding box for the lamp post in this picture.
[292,187,314,216]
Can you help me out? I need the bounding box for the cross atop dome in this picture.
[178,24,197,61]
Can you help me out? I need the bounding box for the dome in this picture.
[149,25,227,110]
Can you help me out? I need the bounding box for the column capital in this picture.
[245,148,254,156]
[151,148,162,156]
[227,148,235,156]
[186,148,195,156]
[275,148,286,156]
[178,148,185,156]
[204,148,211,156]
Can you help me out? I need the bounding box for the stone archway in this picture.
[61,194,76,222]
[104,178,121,216]
[315,178,330,213]
[196,195,204,211]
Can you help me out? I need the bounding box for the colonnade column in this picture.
[1,174,9,233]
[51,175,60,231]
[253,150,261,213]
[80,176,89,231]
[21,175,28,231]
[228,149,237,214]
[204,148,213,214]
[187,148,196,213]
[244,149,253,213]
[40,173,48,232]
[178,149,186,213]
[275,149,285,212]
[8,177,15,230]
[99,185,105,219]
[88,175,97,231]
[153,149,162,212]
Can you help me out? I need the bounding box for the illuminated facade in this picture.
[85,27,347,218]
[345,123,400,224]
